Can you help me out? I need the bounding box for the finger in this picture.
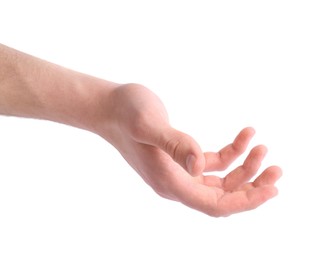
[202,175,223,188]
[215,185,279,217]
[253,166,282,187]
[177,182,278,217]
[222,145,267,191]
[240,166,282,192]
[204,127,255,172]
[155,127,206,176]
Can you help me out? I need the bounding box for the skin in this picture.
[0,44,282,217]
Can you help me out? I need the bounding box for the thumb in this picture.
[156,127,205,176]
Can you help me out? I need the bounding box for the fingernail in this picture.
[186,154,196,174]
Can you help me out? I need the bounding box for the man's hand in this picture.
[0,44,281,217]
[99,84,282,217]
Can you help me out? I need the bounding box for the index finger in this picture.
[204,127,255,172]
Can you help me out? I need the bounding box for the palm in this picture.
[119,130,280,217]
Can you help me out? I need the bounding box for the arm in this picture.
[0,44,282,217]
[0,43,118,132]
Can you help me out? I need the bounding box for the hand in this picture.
[99,84,282,217]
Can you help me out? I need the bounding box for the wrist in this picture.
[43,72,120,135]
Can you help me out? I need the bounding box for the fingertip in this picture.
[255,144,268,157]
[264,165,283,179]
[269,165,283,180]
[242,145,268,170]
[241,126,256,137]
[233,127,256,153]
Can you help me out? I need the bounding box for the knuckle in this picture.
[163,134,190,161]
[164,137,180,160]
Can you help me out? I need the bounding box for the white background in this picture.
[0,0,328,259]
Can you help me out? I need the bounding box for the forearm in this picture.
[0,44,119,132]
